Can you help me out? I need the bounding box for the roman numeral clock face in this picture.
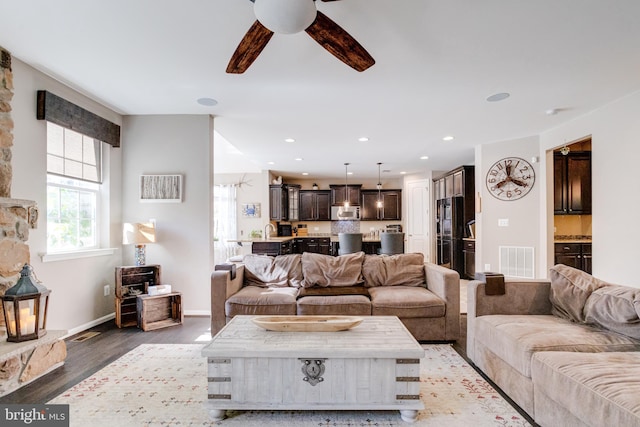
[486,157,535,201]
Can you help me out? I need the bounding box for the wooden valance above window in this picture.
[36,90,121,147]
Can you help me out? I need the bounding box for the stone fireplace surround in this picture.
[0,46,67,397]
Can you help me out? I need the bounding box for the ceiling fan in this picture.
[226,0,375,74]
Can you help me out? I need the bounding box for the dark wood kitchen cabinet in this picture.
[330,184,361,206]
[554,242,592,274]
[252,240,292,256]
[360,190,402,220]
[463,239,475,279]
[294,237,331,255]
[269,184,300,221]
[554,152,591,215]
[299,190,331,221]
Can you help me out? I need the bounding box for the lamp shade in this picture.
[254,0,317,34]
[122,222,156,245]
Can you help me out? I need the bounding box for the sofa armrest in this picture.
[210,264,245,336]
[466,278,552,361]
[424,262,460,341]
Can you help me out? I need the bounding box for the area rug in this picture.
[49,344,531,427]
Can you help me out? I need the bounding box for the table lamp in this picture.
[123,222,156,266]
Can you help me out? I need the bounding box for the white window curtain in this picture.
[213,184,238,264]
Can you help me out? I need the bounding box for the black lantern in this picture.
[1,264,50,342]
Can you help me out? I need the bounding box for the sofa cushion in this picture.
[474,314,640,378]
[296,295,371,316]
[532,351,640,427]
[585,285,640,340]
[549,264,608,322]
[368,286,445,318]
[301,251,364,288]
[297,286,369,298]
[225,285,298,317]
[362,253,425,287]
[243,254,303,288]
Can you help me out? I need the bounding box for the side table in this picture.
[136,292,183,331]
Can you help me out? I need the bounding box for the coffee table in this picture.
[202,315,424,423]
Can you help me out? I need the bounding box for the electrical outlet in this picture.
[484,264,491,271]
[103,284,110,296]
[498,218,509,227]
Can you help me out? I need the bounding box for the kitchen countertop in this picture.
[246,236,383,243]
[554,235,592,243]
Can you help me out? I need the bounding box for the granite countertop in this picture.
[554,235,592,243]
[246,236,382,243]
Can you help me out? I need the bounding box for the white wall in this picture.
[540,90,640,287]
[10,58,124,333]
[121,115,213,315]
[475,136,541,277]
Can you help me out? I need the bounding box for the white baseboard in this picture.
[63,313,115,339]
[184,310,211,317]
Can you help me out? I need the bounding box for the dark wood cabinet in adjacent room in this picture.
[269,184,301,221]
[294,237,331,255]
[330,184,361,206]
[252,240,292,256]
[554,152,591,215]
[360,190,402,221]
[554,243,592,274]
[299,190,331,221]
[434,165,475,277]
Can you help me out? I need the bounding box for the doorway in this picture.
[552,137,592,274]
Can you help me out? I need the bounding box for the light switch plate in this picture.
[498,218,509,227]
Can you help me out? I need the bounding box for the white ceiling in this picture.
[2,0,640,179]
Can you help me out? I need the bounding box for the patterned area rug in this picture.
[49,344,531,427]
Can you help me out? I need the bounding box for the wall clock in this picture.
[486,157,535,201]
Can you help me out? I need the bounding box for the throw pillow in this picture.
[301,251,364,288]
[362,253,425,287]
[243,254,303,288]
[549,264,608,322]
[584,285,640,340]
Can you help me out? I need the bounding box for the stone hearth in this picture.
[0,45,67,397]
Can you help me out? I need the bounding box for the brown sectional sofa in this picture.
[211,251,460,341]
[467,264,640,426]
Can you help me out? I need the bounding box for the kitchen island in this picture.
[249,235,382,256]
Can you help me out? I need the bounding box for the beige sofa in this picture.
[211,251,460,341]
[467,264,640,426]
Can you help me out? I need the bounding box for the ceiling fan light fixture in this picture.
[254,0,317,34]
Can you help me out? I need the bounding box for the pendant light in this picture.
[343,162,350,209]
[376,162,383,208]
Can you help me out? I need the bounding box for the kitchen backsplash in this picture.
[554,214,592,237]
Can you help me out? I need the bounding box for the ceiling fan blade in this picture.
[305,11,374,72]
[226,20,274,74]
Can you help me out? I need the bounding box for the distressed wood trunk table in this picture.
[202,315,424,423]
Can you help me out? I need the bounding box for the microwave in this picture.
[331,206,360,220]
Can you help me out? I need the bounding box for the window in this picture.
[46,122,102,252]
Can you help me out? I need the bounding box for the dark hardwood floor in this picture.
[0,316,212,404]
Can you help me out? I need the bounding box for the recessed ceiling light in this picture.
[443,136,454,141]
[267,161,275,165]
[358,137,369,142]
[197,97,218,106]
[545,108,559,115]
[302,172,309,176]
[486,92,510,102]
[400,171,407,175]
[420,156,429,160]
[295,157,304,161]
[347,172,353,175]
[285,138,296,143]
